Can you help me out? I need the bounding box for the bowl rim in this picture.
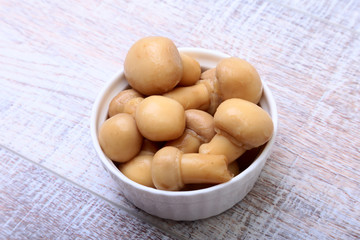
[90,47,278,197]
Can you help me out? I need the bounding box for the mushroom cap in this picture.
[124,36,183,95]
[214,98,273,149]
[185,109,215,142]
[178,53,201,86]
[216,57,262,104]
[99,113,143,162]
[108,89,143,117]
[152,146,184,190]
[119,139,158,188]
[135,95,186,141]
[119,154,154,188]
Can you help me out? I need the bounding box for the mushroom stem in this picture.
[199,134,246,164]
[166,109,215,153]
[163,83,210,110]
[181,153,232,184]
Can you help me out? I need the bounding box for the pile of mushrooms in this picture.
[98,36,274,191]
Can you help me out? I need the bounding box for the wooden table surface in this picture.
[1,0,359,239]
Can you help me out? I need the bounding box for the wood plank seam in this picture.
[0,144,186,240]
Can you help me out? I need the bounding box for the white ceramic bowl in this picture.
[91,48,278,221]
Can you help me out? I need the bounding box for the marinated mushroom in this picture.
[163,57,262,112]
[99,113,143,163]
[199,98,273,163]
[119,140,158,188]
[178,53,201,86]
[152,146,232,191]
[124,36,183,95]
[135,95,186,141]
[108,89,143,117]
[166,109,215,153]
[216,57,263,104]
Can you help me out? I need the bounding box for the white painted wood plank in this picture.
[274,0,360,31]
[0,147,176,239]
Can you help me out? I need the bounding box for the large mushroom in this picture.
[199,98,273,164]
[124,36,183,95]
[163,57,262,112]
[98,113,143,163]
[135,95,186,141]
[166,109,215,153]
[152,146,232,191]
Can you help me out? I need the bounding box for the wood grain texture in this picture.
[0,0,359,239]
[0,147,176,239]
[275,0,360,31]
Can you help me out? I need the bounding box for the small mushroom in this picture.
[166,109,215,153]
[163,57,262,112]
[152,146,232,191]
[119,140,158,188]
[108,89,143,117]
[199,98,273,163]
[124,36,183,95]
[99,113,143,163]
[178,53,201,86]
[135,95,186,141]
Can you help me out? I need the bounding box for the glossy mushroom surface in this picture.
[124,36,183,95]
[199,98,273,163]
[99,113,143,163]
[162,57,262,113]
[135,95,186,141]
[216,57,263,104]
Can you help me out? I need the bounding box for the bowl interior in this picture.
[90,47,278,198]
